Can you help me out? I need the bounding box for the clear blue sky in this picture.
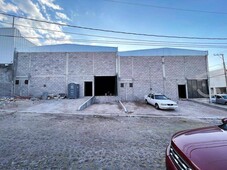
[1,0,227,69]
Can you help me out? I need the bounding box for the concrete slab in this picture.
[122,100,227,119]
[1,99,226,119]
[188,98,227,111]
[0,98,90,114]
[80,103,124,116]
[22,99,89,113]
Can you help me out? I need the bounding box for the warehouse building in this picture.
[14,44,209,101]
[118,48,209,101]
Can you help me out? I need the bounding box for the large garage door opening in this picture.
[187,79,209,98]
[95,76,117,96]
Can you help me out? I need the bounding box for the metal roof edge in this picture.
[18,44,118,53]
[118,47,208,57]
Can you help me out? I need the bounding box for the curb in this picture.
[188,99,227,111]
[77,96,95,111]
[118,100,128,113]
[0,110,224,120]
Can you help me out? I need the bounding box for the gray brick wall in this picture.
[165,57,185,79]
[119,55,208,101]
[119,56,133,78]
[185,56,207,79]
[0,65,13,97]
[15,51,207,101]
[30,53,66,76]
[16,52,117,97]
[29,77,65,97]
[16,54,30,76]
[93,52,116,76]
[68,53,93,76]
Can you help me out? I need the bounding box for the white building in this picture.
[209,68,227,94]
[0,27,35,64]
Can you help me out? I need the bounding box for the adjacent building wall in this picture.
[0,64,13,97]
[209,68,227,94]
[0,28,35,64]
[119,55,208,101]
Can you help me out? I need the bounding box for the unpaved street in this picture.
[0,111,220,170]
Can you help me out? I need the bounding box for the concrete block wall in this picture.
[164,57,185,79]
[184,56,207,79]
[16,55,30,76]
[29,77,65,97]
[15,51,207,101]
[68,53,93,75]
[93,52,116,76]
[30,53,66,76]
[0,64,13,96]
[119,56,164,100]
[119,56,208,101]
[16,52,117,98]
[119,56,133,79]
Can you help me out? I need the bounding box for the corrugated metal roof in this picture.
[118,48,208,57]
[19,44,118,53]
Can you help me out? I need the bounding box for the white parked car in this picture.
[144,93,178,110]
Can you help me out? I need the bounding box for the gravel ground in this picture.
[0,111,221,170]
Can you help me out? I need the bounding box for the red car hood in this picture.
[172,126,227,170]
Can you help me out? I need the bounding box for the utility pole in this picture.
[214,54,227,93]
[12,16,15,28]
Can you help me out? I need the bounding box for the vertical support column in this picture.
[185,80,189,99]
[28,55,31,96]
[92,53,95,96]
[65,53,69,94]
[12,16,15,28]
[206,53,212,100]
[132,57,134,78]
[162,56,166,94]
[12,50,18,96]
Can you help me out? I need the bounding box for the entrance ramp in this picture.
[20,97,91,114]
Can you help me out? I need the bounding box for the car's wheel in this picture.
[145,100,148,104]
[155,103,159,110]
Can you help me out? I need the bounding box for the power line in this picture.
[102,0,227,15]
[2,34,227,48]
[1,12,227,40]
[2,20,227,46]
[209,64,223,68]
[209,73,225,78]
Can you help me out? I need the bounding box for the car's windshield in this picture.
[155,95,168,100]
[222,95,227,99]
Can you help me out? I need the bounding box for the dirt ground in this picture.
[0,110,222,170]
[0,99,226,169]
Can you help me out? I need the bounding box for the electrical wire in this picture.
[1,20,227,48]
[209,64,223,68]
[1,34,227,48]
[1,12,227,40]
[209,73,226,78]
[102,0,227,15]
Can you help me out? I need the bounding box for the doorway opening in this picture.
[94,76,117,96]
[84,82,92,96]
[178,85,186,98]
